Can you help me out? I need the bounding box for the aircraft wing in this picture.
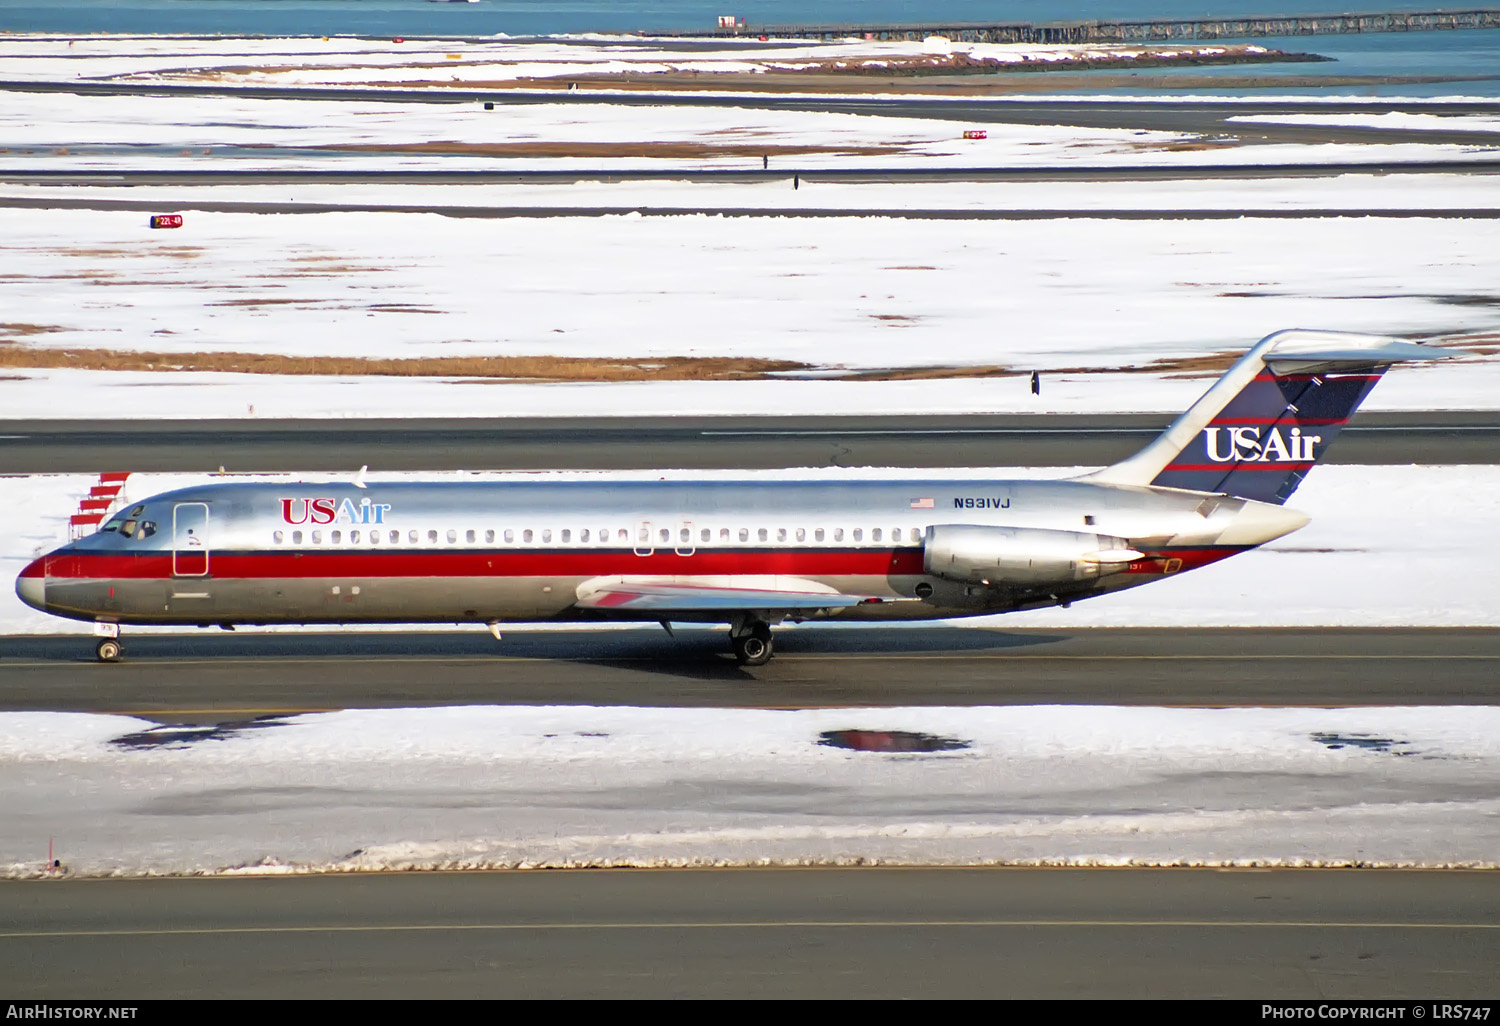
[574,575,876,613]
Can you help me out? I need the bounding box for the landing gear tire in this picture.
[732,623,774,666]
[95,639,122,663]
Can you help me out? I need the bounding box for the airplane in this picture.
[16,329,1446,665]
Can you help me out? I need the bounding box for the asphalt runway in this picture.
[7,868,1500,997]
[1,412,1493,474]
[4,628,1497,721]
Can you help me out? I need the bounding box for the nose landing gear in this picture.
[730,619,774,666]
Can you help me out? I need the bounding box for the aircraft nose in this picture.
[15,556,46,611]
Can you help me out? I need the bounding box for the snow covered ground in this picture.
[3,205,1498,418]
[7,90,1196,171]
[4,37,1499,420]
[0,33,1303,89]
[1230,111,1500,133]
[5,89,1498,173]
[5,702,1499,876]
[12,171,1500,211]
[6,464,1496,635]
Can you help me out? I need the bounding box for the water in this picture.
[1,2,1498,96]
[0,0,1490,38]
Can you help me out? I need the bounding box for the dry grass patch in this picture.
[1040,351,1243,380]
[843,364,1012,381]
[284,255,385,275]
[1416,330,1500,356]
[7,338,1474,384]
[1156,140,1242,152]
[53,247,133,259]
[0,323,66,340]
[0,346,813,381]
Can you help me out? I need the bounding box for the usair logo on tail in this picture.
[1204,426,1321,463]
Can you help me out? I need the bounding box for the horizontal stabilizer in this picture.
[576,575,873,613]
[1264,339,1448,373]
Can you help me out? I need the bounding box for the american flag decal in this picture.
[909,497,934,509]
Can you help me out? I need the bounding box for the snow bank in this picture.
[4,703,1498,876]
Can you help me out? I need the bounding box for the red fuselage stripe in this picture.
[43,545,1251,582]
[46,548,929,580]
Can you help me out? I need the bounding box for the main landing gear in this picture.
[730,619,774,667]
[94,623,122,663]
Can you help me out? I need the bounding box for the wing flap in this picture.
[575,575,874,613]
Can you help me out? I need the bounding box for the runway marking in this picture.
[6,919,1500,939]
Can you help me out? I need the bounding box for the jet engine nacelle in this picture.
[923,524,1142,586]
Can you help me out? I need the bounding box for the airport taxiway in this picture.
[7,868,1500,998]
[3,627,1497,721]
[1,412,1494,474]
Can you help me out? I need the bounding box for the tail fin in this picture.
[1084,329,1447,504]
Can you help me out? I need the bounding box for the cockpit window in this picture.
[129,505,145,517]
[138,521,156,539]
[119,519,138,538]
[101,518,123,533]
